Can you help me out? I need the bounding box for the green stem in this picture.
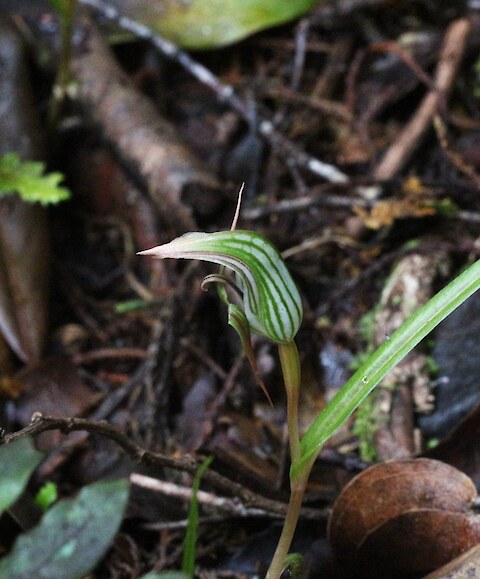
[265,341,304,579]
[265,464,312,579]
[278,341,301,465]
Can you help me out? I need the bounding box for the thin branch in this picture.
[131,473,277,518]
[374,18,470,180]
[78,0,349,184]
[433,115,480,189]
[1,415,327,521]
[243,190,370,220]
[73,347,148,365]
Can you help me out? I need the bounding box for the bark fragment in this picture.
[71,19,221,234]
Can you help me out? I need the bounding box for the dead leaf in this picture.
[0,18,50,363]
[0,198,49,362]
[207,411,281,493]
[354,196,436,229]
[354,176,441,229]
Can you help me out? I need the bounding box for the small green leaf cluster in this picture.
[34,481,58,511]
[0,152,71,206]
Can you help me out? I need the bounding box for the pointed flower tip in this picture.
[137,246,165,257]
[138,232,209,258]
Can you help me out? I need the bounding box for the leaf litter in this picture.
[2,1,480,577]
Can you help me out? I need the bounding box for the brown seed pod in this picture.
[328,458,479,577]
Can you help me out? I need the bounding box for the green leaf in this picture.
[0,438,43,516]
[35,482,58,511]
[182,456,213,577]
[0,479,130,579]
[139,231,303,344]
[110,0,318,49]
[282,553,305,578]
[47,0,69,14]
[293,258,480,478]
[0,153,71,206]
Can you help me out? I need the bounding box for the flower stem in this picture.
[265,465,313,579]
[278,341,301,465]
[265,340,306,579]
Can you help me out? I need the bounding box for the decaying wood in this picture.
[374,18,470,181]
[372,253,448,460]
[71,18,220,233]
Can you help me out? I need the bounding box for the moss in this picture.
[425,355,439,376]
[353,391,380,462]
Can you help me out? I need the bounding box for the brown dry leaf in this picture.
[357,510,480,577]
[354,196,436,229]
[354,176,438,229]
[0,199,50,362]
[0,18,50,363]
[328,458,477,573]
[0,332,14,378]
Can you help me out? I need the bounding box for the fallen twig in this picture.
[131,473,279,518]
[374,18,470,180]
[243,189,370,220]
[433,115,480,189]
[1,415,327,521]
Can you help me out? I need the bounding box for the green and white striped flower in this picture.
[139,230,303,344]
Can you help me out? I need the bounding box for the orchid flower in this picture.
[139,223,480,579]
[139,228,304,579]
[139,230,302,344]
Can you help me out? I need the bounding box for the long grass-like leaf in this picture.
[292,258,480,478]
[182,456,213,578]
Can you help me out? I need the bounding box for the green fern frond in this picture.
[0,153,71,205]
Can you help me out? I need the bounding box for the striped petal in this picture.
[139,230,303,344]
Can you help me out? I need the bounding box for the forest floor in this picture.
[2,1,480,577]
